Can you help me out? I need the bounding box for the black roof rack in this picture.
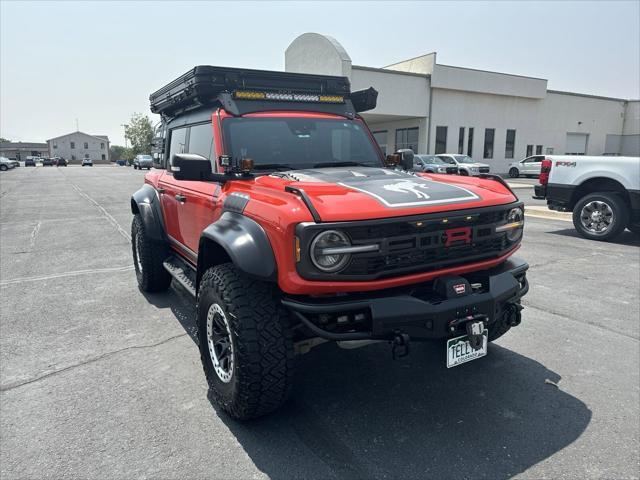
[149,65,376,119]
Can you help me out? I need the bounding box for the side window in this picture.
[168,127,187,170]
[187,123,214,161]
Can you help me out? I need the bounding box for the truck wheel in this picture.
[508,168,519,178]
[131,214,171,292]
[459,169,469,176]
[197,264,294,420]
[572,192,628,241]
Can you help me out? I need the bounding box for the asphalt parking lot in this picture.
[1,166,638,479]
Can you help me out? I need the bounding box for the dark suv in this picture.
[131,66,529,419]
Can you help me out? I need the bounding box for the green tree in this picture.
[110,145,133,161]
[124,113,154,156]
[0,137,10,144]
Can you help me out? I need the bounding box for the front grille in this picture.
[296,204,520,281]
[479,167,490,173]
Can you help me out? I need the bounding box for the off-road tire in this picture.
[197,264,294,420]
[508,168,519,178]
[131,214,171,292]
[572,192,628,241]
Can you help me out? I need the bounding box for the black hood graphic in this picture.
[277,167,479,208]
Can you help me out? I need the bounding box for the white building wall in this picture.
[48,132,109,163]
[429,89,626,173]
[621,100,640,156]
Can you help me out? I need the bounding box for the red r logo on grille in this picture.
[444,227,472,247]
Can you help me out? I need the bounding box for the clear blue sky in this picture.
[1,0,639,146]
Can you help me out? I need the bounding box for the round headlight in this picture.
[310,230,351,272]
[506,207,524,241]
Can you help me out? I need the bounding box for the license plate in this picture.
[446,330,488,368]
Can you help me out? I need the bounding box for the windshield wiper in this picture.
[312,161,372,168]
[252,163,292,171]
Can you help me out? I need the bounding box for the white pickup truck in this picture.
[534,155,640,241]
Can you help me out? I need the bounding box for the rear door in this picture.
[158,126,188,248]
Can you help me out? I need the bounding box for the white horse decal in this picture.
[382,180,431,199]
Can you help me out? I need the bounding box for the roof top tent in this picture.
[149,65,378,120]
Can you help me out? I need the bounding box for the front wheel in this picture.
[0,165,7,171]
[508,168,519,178]
[459,169,469,176]
[197,264,294,420]
[572,192,629,241]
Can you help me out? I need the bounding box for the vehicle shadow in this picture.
[149,282,591,480]
[547,227,640,247]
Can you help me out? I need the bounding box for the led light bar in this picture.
[234,90,344,104]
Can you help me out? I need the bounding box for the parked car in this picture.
[534,155,640,241]
[412,154,458,174]
[24,156,38,167]
[42,157,53,166]
[116,159,127,166]
[0,156,16,171]
[55,157,68,167]
[131,65,529,419]
[508,155,543,178]
[82,158,93,167]
[436,154,490,176]
[133,154,153,170]
[8,159,20,167]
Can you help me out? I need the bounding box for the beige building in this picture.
[47,131,110,163]
[285,33,640,173]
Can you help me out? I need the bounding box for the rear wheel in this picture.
[508,168,519,178]
[131,214,171,292]
[197,264,294,420]
[0,165,7,171]
[572,192,628,241]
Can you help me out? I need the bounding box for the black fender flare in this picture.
[197,211,277,289]
[131,184,166,242]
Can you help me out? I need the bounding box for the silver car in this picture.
[0,156,16,171]
[133,154,153,170]
[508,155,544,178]
[412,154,459,174]
[436,154,490,176]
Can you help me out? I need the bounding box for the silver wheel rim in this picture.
[206,303,234,383]
[134,233,143,273]
[580,200,614,234]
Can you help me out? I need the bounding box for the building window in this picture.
[53,143,57,149]
[505,129,516,159]
[101,154,106,160]
[70,142,75,149]
[546,147,554,154]
[395,127,419,152]
[84,142,89,149]
[536,145,543,155]
[435,126,447,154]
[526,144,533,157]
[467,128,474,157]
[483,128,495,159]
[458,127,465,154]
[100,142,105,149]
[372,131,388,155]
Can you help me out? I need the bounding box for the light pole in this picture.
[121,124,129,149]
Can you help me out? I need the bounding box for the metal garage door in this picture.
[566,133,588,155]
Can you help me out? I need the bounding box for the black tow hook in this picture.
[465,321,485,351]
[391,331,410,360]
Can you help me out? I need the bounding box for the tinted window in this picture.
[372,130,388,155]
[435,126,447,154]
[458,127,465,154]
[437,155,455,164]
[467,127,474,157]
[188,123,214,161]
[483,128,495,159]
[505,129,516,159]
[223,118,382,169]
[168,127,187,169]
[395,127,419,152]
[526,144,533,157]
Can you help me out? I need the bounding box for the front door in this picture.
[158,126,188,248]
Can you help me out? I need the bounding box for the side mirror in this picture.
[171,153,211,181]
[395,149,415,171]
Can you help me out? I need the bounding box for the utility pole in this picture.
[121,124,129,149]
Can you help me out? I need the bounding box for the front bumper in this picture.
[282,257,528,341]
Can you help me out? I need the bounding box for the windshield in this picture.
[454,155,476,164]
[222,117,383,170]
[417,155,444,164]
[140,155,152,160]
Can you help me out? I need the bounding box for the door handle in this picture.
[175,194,186,203]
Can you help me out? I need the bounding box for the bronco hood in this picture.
[257,167,516,222]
